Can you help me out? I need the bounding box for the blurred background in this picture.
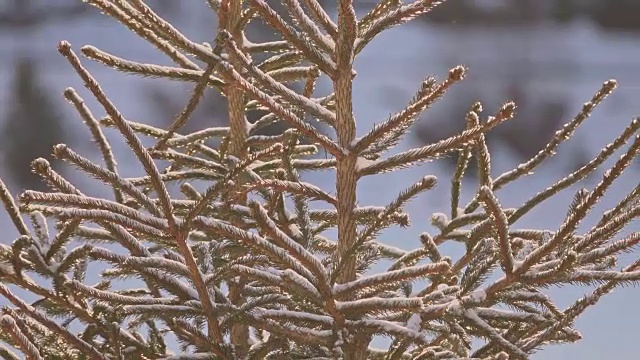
[0,0,639,358]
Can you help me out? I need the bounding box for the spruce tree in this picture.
[1,1,639,359]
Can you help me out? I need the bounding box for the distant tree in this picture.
[0,0,89,29]
[589,0,640,31]
[0,57,69,191]
[0,1,638,359]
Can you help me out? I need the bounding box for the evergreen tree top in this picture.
[0,1,638,359]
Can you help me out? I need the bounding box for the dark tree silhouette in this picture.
[1,57,69,191]
[0,0,89,29]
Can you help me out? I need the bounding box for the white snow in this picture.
[406,313,422,331]
[288,223,303,238]
[257,309,333,325]
[469,289,487,302]
[354,156,377,171]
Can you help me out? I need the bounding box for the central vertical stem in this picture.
[227,18,248,157]
[334,72,357,285]
[336,161,357,282]
[334,3,358,286]
[224,0,249,357]
[334,1,362,358]
[335,74,366,358]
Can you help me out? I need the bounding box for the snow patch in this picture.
[407,313,421,331]
[470,289,487,302]
[355,156,377,171]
